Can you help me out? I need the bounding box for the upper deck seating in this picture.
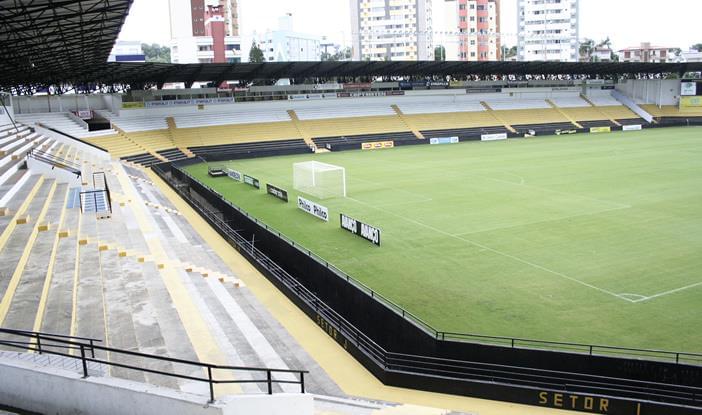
[110,116,168,132]
[295,105,395,120]
[15,113,117,138]
[399,101,485,114]
[550,97,590,108]
[487,99,551,111]
[173,109,291,128]
[586,94,621,106]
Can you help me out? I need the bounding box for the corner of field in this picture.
[146,167,580,415]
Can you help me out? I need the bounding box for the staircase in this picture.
[480,101,517,133]
[286,110,316,148]
[80,190,110,218]
[545,99,584,129]
[391,105,424,139]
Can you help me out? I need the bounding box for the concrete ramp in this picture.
[611,90,654,123]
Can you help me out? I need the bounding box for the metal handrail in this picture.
[27,148,81,176]
[170,166,702,366]
[150,168,702,408]
[0,327,307,403]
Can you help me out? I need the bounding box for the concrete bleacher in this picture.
[0,145,343,399]
[404,111,503,131]
[494,108,570,126]
[173,109,291,128]
[172,122,301,149]
[189,138,310,158]
[108,116,168,132]
[299,115,408,139]
[294,105,395,120]
[398,100,486,114]
[15,113,117,139]
[549,97,590,108]
[486,99,551,111]
[641,104,702,118]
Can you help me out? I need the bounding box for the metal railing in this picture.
[164,164,702,367]
[149,167,702,408]
[0,328,308,403]
[27,148,81,177]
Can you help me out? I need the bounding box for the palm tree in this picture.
[597,37,612,49]
[579,38,595,61]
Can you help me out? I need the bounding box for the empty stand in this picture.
[108,116,168,132]
[399,100,486,114]
[173,109,291,128]
[188,138,310,159]
[16,113,116,138]
[313,132,417,149]
[294,105,394,120]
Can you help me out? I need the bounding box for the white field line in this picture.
[466,172,632,210]
[632,281,702,303]
[452,205,631,237]
[346,196,634,303]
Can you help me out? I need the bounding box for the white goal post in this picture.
[293,161,346,199]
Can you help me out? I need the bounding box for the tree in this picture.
[501,45,517,60]
[597,37,612,49]
[434,45,446,61]
[141,43,171,63]
[691,43,702,52]
[579,38,595,61]
[321,47,352,62]
[249,41,265,63]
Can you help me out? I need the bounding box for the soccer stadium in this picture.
[0,1,701,415]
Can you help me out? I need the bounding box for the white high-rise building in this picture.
[257,14,321,62]
[350,0,433,61]
[517,0,579,62]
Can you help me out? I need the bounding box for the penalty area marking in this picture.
[627,281,702,303]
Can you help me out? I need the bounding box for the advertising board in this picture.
[297,196,329,221]
[243,174,260,189]
[429,137,459,145]
[226,168,242,181]
[680,82,697,96]
[340,213,381,246]
[266,184,289,202]
[361,141,394,150]
[481,133,508,141]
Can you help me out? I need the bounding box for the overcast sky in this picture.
[119,0,701,51]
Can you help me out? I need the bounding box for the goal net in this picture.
[293,161,346,199]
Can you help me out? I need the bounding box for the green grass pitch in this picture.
[185,127,702,353]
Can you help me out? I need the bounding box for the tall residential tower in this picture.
[445,0,500,61]
[350,0,434,61]
[168,0,241,64]
[517,0,579,61]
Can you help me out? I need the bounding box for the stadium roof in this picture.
[0,0,134,88]
[3,59,702,90]
[1,1,701,89]
[94,61,702,86]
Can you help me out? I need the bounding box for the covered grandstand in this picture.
[1,1,702,415]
